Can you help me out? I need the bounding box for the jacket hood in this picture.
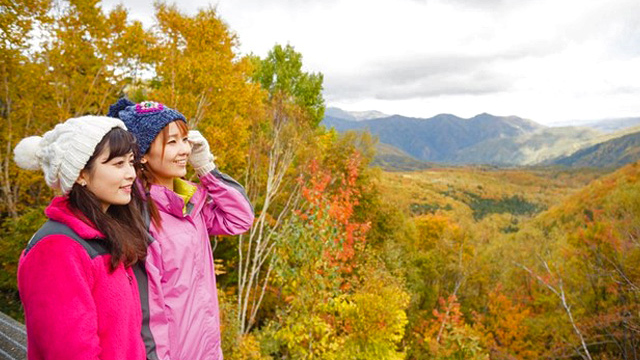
[45,196,104,239]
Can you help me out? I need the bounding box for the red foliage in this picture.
[297,152,371,276]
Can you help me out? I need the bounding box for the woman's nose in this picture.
[181,139,192,155]
[125,163,136,179]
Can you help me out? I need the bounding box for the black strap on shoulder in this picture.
[24,220,109,258]
[132,261,159,360]
[133,202,159,359]
[141,200,151,230]
[210,168,255,213]
[140,201,157,245]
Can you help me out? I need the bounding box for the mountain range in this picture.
[550,130,640,167]
[322,107,640,169]
[324,107,389,121]
[549,117,640,132]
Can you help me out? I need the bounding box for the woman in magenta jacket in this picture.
[108,99,255,360]
[14,116,149,360]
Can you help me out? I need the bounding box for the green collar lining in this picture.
[173,178,197,214]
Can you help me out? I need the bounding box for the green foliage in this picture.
[499,217,520,233]
[0,206,46,320]
[463,192,543,220]
[410,202,453,215]
[251,44,325,127]
[268,257,410,360]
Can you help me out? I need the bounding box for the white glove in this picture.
[188,130,216,175]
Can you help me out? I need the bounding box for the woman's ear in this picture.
[76,171,88,187]
[140,156,148,164]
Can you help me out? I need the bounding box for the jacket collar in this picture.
[173,178,198,210]
[45,196,104,239]
[147,179,205,218]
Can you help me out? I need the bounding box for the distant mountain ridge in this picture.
[323,108,640,168]
[325,107,389,121]
[550,117,640,133]
[323,112,544,163]
[372,143,433,171]
[550,131,640,167]
[449,126,604,165]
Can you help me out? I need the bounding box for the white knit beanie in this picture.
[13,115,127,195]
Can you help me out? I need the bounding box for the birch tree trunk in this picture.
[237,98,306,335]
[518,260,593,360]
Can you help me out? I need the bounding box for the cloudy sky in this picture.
[102,0,640,125]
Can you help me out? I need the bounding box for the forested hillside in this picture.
[376,166,640,359]
[1,1,639,359]
[552,130,640,167]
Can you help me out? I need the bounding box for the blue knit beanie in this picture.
[108,98,187,155]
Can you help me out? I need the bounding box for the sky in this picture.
[101,0,640,125]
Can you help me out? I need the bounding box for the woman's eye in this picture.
[167,139,177,144]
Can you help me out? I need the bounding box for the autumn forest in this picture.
[1,1,639,359]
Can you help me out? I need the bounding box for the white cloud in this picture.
[101,0,640,125]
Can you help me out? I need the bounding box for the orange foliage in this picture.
[412,294,489,359]
[297,152,371,277]
[473,285,539,360]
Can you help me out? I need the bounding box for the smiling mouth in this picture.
[120,184,132,192]
[175,159,187,166]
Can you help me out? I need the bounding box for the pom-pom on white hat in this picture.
[13,115,127,195]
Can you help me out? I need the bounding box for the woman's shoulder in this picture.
[18,228,95,279]
[17,226,101,303]
[24,220,109,260]
[45,196,104,239]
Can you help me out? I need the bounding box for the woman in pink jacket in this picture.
[13,116,148,360]
[108,99,254,360]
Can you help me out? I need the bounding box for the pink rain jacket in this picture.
[18,197,146,360]
[142,169,254,360]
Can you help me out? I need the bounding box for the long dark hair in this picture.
[68,127,148,272]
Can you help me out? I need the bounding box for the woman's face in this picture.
[78,149,136,212]
[142,121,192,187]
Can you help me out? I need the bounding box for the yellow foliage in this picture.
[149,4,266,173]
[413,214,455,250]
[233,334,270,360]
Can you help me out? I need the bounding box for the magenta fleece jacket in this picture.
[17,197,146,360]
[142,169,254,360]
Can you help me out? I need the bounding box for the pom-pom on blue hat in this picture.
[108,98,187,155]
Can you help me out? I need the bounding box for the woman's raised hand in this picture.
[188,130,216,175]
